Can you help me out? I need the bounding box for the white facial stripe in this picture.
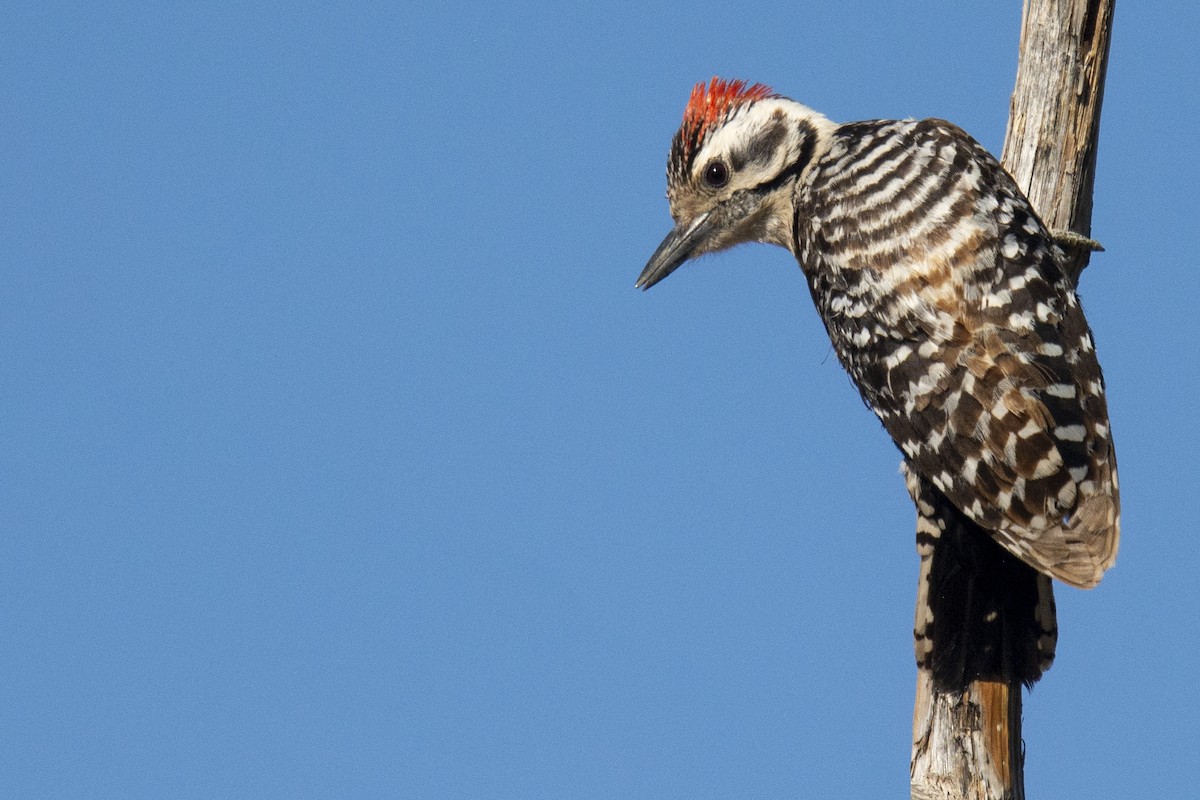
[694,100,825,189]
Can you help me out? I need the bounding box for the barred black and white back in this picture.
[639,79,1120,690]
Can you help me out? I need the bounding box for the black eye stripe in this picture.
[742,116,788,167]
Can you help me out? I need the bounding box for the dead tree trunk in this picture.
[909,2,1114,799]
[1002,0,1114,284]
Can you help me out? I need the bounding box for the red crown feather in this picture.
[674,78,773,171]
[683,78,773,138]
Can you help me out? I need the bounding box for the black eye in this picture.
[703,160,729,188]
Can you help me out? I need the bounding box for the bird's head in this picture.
[637,78,833,290]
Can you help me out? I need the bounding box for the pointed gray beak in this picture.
[636,212,714,290]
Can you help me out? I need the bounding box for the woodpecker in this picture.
[639,78,1119,690]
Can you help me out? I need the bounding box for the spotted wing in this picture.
[799,119,1119,587]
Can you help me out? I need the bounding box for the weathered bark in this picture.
[911,680,1024,800]
[909,1,1114,798]
[1002,0,1114,284]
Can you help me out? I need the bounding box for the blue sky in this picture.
[3,2,1198,798]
